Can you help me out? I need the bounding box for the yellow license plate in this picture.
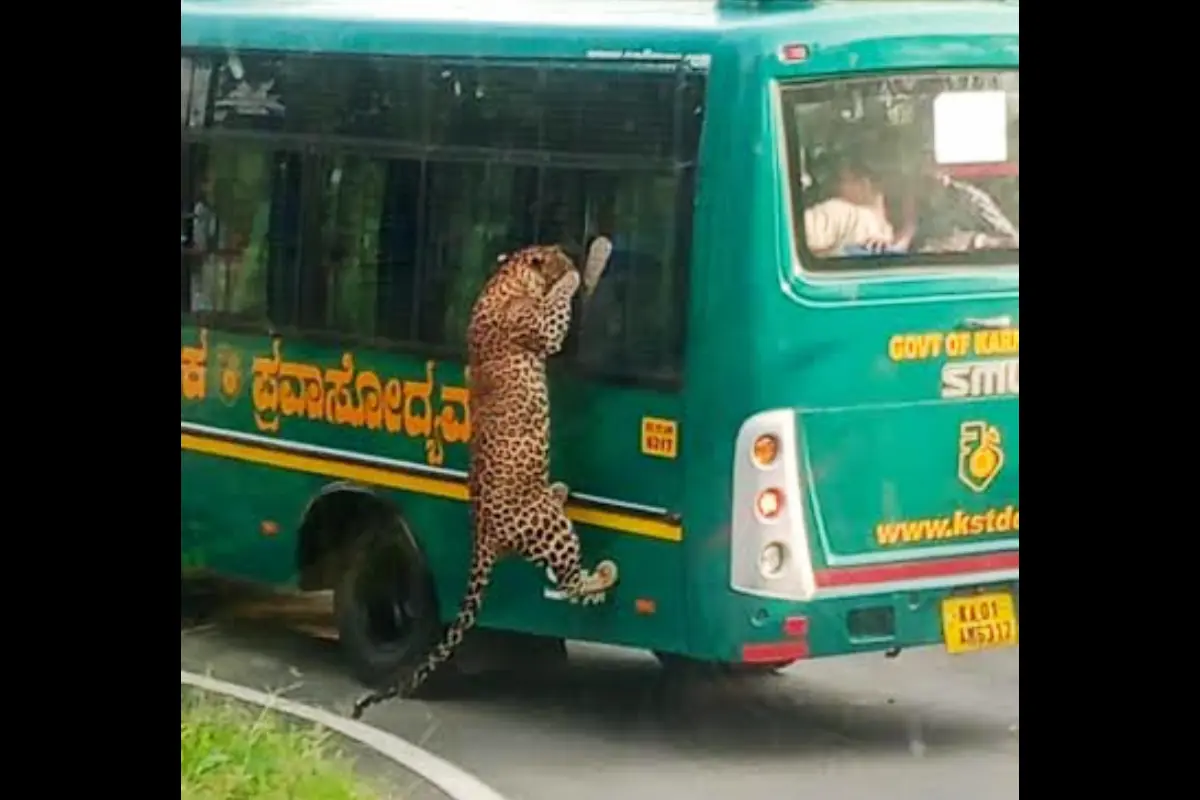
[941,592,1018,654]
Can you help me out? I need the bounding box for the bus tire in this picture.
[333,518,445,692]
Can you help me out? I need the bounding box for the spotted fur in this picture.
[351,244,617,719]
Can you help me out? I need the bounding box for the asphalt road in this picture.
[180,588,1019,800]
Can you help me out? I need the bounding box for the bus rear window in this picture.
[781,71,1019,271]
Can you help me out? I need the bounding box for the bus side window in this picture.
[420,62,546,350]
[575,172,685,379]
[419,61,699,382]
[277,56,427,342]
[301,153,390,338]
[420,161,528,349]
[182,47,703,385]
[179,142,280,318]
[181,143,197,312]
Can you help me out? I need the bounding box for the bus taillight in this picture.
[759,542,788,578]
[752,434,779,467]
[755,487,785,520]
[731,409,820,601]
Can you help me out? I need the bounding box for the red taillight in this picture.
[741,641,809,663]
[778,43,810,64]
[783,616,809,638]
[755,488,784,520]
[740,616,811,664]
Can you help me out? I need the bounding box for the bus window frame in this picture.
[180,50,705,393]
[771,70,1019,301]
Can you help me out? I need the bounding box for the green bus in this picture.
[181,0,1020,686]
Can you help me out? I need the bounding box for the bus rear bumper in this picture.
[728,577,1020,663]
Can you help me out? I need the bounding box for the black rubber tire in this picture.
[333,518,444,690]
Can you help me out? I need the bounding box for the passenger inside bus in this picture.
[802,154,916,256]
[912,171,1019,253]
[801,154,1018,260]
[790,75,1019,265]
[575,201,667,374]
[186,172,223,311]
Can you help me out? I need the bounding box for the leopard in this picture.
[351,244,618,719]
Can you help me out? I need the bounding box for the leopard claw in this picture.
[590,560,619,591]
[566,590,603,606]
[549,482,570,506]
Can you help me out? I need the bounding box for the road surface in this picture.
[180,587,1019,800]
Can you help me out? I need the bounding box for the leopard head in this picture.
[503,244,578,296]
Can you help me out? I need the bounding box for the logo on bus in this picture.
[884,327,1018,400]
[957,420,1005,493]
[215,345,243,406]
[940,358,1019,399]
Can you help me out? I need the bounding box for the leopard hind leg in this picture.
[351,537,497,719]
[516,492,617,604]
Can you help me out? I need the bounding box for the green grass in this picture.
[181,690,383,800]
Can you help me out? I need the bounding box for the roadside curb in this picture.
[181,670,509,800]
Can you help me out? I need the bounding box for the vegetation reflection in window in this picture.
[181,47,702,381]
[319,155,386,338]
[429,161,523,349]
[577,171,681,379]
[189,144,274,315]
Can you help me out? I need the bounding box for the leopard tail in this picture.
[407,540,496,691]
[350,539,495,719]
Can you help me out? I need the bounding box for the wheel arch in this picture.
[295,481,424,591]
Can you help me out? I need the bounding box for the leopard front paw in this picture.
[567,588,609,606]
[588,559,619,592]
[569,560,619,602]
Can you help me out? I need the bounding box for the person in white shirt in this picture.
[803,159,915,257]
[187,173,225,312]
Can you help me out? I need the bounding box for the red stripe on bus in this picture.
[741,641,809,664]
[815,551,1019,588]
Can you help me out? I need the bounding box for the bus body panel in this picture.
[675,7,1017,662]
[181,0,1019,666]
[799,394,1020,562]
[181,325,691,652]
[769,295,1020,569]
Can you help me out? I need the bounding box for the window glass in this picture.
[335,58,426,143]
[419,161,527,348]
[312,155,389,338]
[181,57,192,126]
[428,64,543,150]
[782,71,1018,270]
[575,171,685,378]
[209,53,287,131]
[422,63,682,157]
[182,49,704,381]
[181,143,282,316]
[181,144,196,311]
[542,68,681,158]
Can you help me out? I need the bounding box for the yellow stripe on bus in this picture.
[180,432,683,542]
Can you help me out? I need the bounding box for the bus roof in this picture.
[180,1,1018,60]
